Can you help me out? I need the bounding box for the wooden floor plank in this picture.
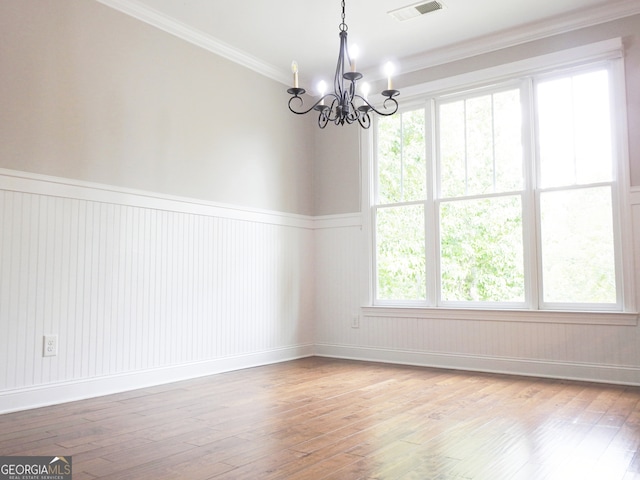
[1,357,640,479]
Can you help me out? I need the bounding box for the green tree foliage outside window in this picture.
[376,205,426,300]
[376,110,427,300]
[440,196,524,302]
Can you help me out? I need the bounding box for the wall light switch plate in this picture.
[43,335,58,357]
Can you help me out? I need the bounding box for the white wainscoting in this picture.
[0,169,314,413]
[314,192,640,386]
[2,171,640,414]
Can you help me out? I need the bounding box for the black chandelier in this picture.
[287,0,400,129]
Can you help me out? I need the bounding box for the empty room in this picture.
[2,0,640,478]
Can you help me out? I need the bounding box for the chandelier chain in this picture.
[339,0,347,32]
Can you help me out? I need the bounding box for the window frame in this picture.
[362,38,637,322]
[434,80,531,310]
[532,66,623,312]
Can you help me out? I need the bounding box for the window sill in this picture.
[361,306,638,326]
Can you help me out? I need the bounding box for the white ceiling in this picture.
[99,0,640,86]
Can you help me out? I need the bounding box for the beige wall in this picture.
[312,125,361,216]
[0,0,314,215]
[1,2,637,217]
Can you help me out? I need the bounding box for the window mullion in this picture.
[425,99,437,306]
[491,94,497,193]
[400,115,404,201]
[571,76,578,184]
[522,77,540,310]
[463,100,469,196]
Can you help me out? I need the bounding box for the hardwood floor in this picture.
[2,357,640,479]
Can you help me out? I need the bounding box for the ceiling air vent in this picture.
[388,1,444,22]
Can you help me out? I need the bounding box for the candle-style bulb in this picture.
[361,82,371,100]
[291,61,299,88]
[349,44,360,72]
[384,62,395,90]
[318,80,327,105]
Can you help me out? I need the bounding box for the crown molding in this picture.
[95,0,290,85]
[97,0,640,86]
[395,0,640,77]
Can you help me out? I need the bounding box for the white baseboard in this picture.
[0,345,314,414]
[4,344,639,413]
[315,344,640,386]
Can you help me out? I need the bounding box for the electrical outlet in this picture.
[43,335,58,357]
[351,314,360,329]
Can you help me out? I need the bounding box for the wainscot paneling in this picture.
[2,173,640,413]
[0,169,314,413]
[314,196,640,386]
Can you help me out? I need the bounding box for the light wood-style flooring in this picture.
[2,357,640,479]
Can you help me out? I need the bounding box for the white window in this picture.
[437,84,526,307]
[371,52,631,313]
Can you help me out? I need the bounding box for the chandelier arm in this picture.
[347,98,360,123]
[288,94,338,116]
[353,94,400,117]
[357,112,372,129]
[379,96,400,116]
[318,109,330,128]
[317,97,341,128]
[325,97,339,122]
